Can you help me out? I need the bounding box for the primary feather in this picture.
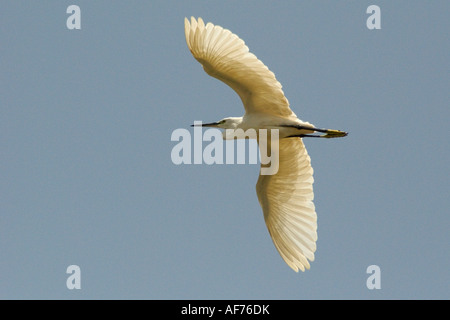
[185,17,296,119]
[257,138,316,272]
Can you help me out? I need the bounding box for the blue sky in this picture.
[1,1,449,299]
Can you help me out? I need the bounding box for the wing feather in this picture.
[185,17,296,119]
[256,138,317,272]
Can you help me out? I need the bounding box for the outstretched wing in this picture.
[256,138,317,272]
[185,17,296,119]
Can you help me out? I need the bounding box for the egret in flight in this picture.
[185,17,347,272]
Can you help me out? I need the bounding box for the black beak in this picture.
[191,122,220,127]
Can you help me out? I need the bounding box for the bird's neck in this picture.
[228,117,244,129]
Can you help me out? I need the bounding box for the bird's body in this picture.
[185,17,347,272]
[217,114,316,139]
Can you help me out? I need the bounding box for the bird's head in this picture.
[191,117,242,129]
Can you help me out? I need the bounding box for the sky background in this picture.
[1,1,449,299]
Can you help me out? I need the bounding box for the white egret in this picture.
[185,17,347,272]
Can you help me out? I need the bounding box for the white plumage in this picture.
[185,17,346,272]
